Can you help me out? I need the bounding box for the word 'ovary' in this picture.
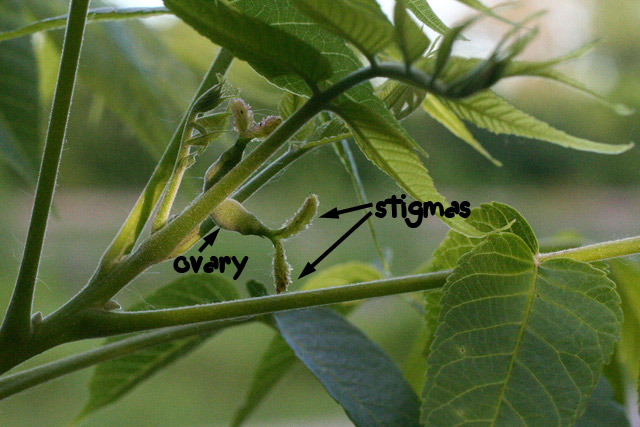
[173,255,248,280]
[375,194,470,228]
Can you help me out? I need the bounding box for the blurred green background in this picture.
[1,0,639,425]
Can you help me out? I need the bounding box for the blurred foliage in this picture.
[0,0,638,189]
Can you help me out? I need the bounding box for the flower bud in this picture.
[192,83,224,114]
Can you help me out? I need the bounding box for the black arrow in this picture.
[320,202,373,219]
[198,228,220,252]
[299,211,373,279]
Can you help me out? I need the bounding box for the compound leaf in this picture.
[230,335,293,427]
[0,7,171,43]
[423,53,633,115]
[25,0,197,158]
[333,141,388,271]
[422,232,622,426]
[234,0,427,194]
[376,75,427,120]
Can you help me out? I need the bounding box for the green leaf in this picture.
[601,350,626,405]
[0,0,40,182]
[303,117,350,148]
[425,202,537,274]
[232,263,382,426]
[276,307,420,426]
[393,0,430,64]
[404,0,450,36]
[428,50,634,115]
[164,0,332,86]
[433,21,473,81]
[417,202,537,359]
[234,0,423,185]
[608,259,640,382]
[376,75,427,120]
[278,93,313,141]
[332,99,484,238]
[500,43,633,114]
[278,92,308,120]
[510,66,633,115]
[455,0,493,12]
[0,7,171,43]
[576,377,630,427]
[423,94,501,166]
[402,324,429,394]
[422,232,622,426]
[80,275,240,418]
[301,261,382,292]
[291,0,394,58]
[233,0,364,97]
[442,90,634,154]
[421,288,441,358]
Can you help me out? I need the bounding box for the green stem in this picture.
[84,233,640,337]
[83,270,452,336]
[151,143,192,233]
[1,0,91,343]
[98,48,234,268]
[0,318,245,401]
[0,7,170,43]
[3,234,640,398]
[536,235,640,263]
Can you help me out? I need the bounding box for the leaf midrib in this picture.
[489,258,540,426]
